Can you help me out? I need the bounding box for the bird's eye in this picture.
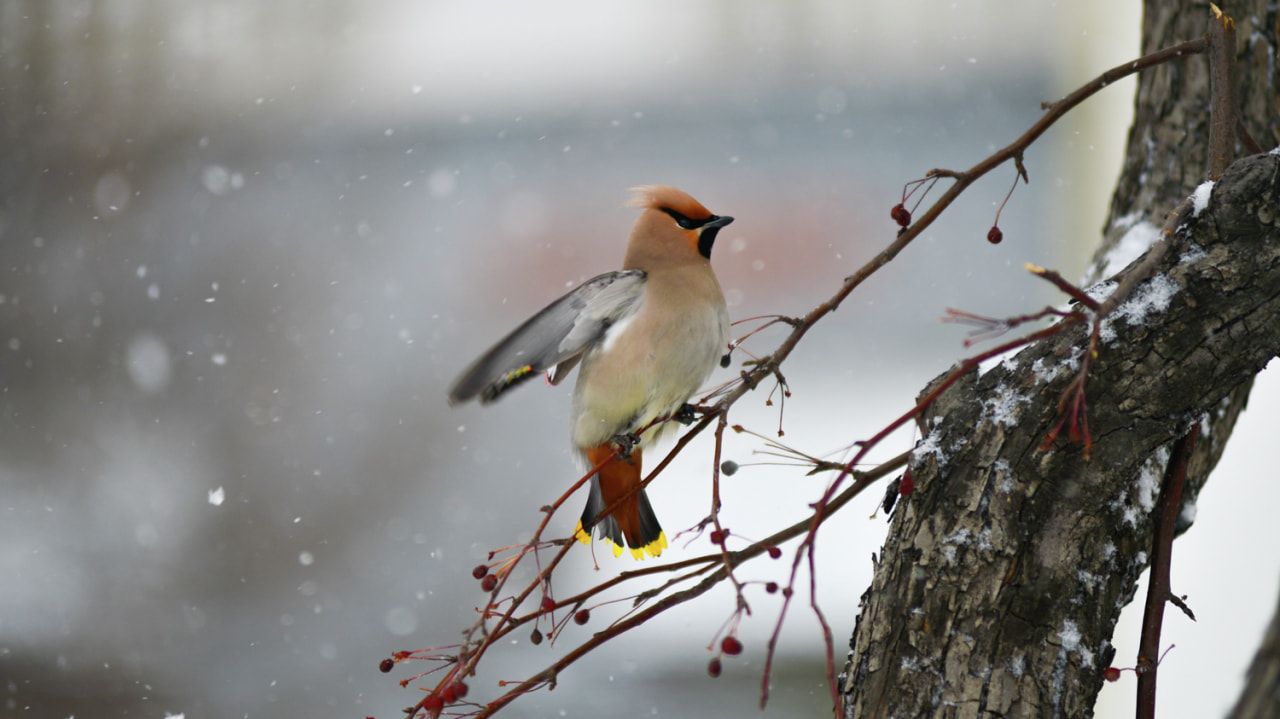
[662,208,705,230]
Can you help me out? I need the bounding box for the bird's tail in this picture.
[573,446,667,559]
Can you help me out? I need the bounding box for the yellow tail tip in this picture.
[629,532,668,560]
[572,521,592,547]
[573,525,668,560]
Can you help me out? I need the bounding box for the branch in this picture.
[1136,426,1199,719]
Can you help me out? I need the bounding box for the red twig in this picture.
[1136,426,1199,719]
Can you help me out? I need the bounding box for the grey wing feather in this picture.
[447,270,646,405]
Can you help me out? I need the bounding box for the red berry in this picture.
[890,203,911,227]
[987,226,1003,244]
[472,565,489,580]
[708,657,722,678]
[721,636,743,655]
[541,596,556,612]
[767,546,782,559]
[574,609,590,625]
[379,658,395,673]
[710,528,729,545]
[453,681,469,699]
[480,575,498,592]
[899,471,914,497]
[422,695,443,713]
[439,685,457,704]
[765,582,779,594]
[1104,667,1121,682]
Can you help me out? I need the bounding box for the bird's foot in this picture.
[674,403,699,425]
[611,432,641,460]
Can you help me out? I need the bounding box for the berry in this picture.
[721,636,743,655]
[707,657,722,678]
[379,658,395,673]
[720,460,739,476]
[765,582,779,594]
[472,564,489,580]
[541,596,556,612]
[899,470,914,497]
[987,226,1003,244]
[574,609,590,625]
[453,681,469,699]
[480,574,498,592]
[710,528,729,545]
[530,628,543,645]
[890,203,911,227]
[1104,667,1121,682]
[439,685,457,704]
[767,546,782,559]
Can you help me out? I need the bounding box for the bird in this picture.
[447,185,733,559]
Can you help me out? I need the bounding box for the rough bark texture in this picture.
[1228,586,1280,719]
[839,1,1280,717]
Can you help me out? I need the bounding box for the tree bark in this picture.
[1228,587,1280,719]
[839,1,1280,716]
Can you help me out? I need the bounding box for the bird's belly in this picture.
[570,316,721,450]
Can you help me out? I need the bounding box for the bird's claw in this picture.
[674,403,699,425]
[612,432,641,460]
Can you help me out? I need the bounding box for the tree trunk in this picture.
[839,1,1280,717]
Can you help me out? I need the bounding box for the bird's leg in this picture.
[673,403,699,425]
[611,432,641,461]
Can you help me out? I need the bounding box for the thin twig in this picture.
[1135,425,1199,719]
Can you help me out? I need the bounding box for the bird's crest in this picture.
[626,185,713,221]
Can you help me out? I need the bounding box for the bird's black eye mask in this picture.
[661,208,735,259]
[661,208,711,230]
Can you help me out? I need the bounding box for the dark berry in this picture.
[721,636,743,655]
[708,657,722,677]
[541,596,556,612]
[891,203,911,227]
[453,681,469,699]
[480,575,498,592]
[765,582,779,594]
[439,685,457,704]
[720,460,738,476]
[379,658,395,673]
[530,627,543,645]
[472,565,489,580]
[987,226,1003,244]
[899,471,914,497]
[1104,667,1121,682]
[574,609,590,625]
[767,546,782,559]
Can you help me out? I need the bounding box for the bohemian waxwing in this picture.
[448,185,732,559]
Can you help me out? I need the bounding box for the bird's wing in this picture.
[447,270,647,405]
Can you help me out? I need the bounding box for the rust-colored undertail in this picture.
[572,446,667,559]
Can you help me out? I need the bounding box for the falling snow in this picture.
[207,487,226,506]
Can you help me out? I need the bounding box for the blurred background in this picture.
[2,1,1277,717]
